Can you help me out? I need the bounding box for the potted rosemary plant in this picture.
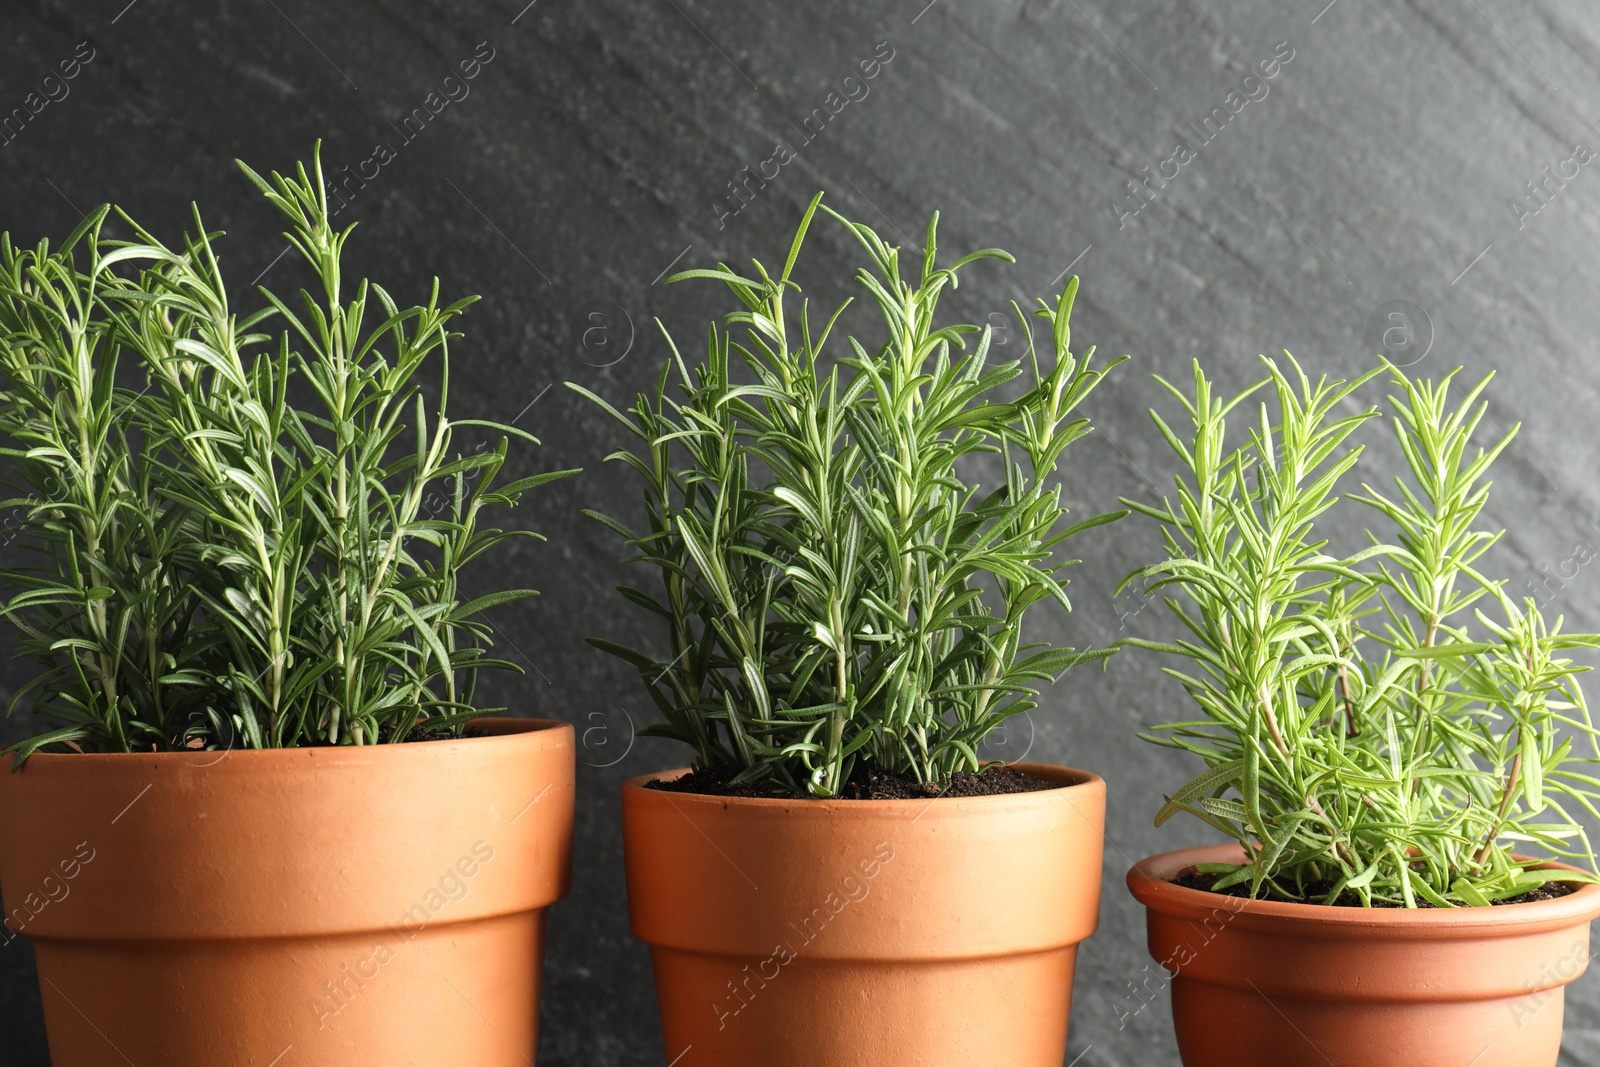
[0,150,577,1066]
[574,194,1124,1066]
[1121,357,1600,1067]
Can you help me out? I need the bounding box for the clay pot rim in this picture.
[3,715,569,771]
[1129,842,1600,933]
[623,761,1102,813]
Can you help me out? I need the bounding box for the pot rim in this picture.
[1128,842,1600,933]
[0,715,576,939]
[622,761,1103,811]
[2,715,569,771]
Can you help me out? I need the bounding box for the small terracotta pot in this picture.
[0,717,574,1067]
[1128,843,1600,1067]
[622,762,1106,1067]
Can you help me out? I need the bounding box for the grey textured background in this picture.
[3,0,1600,1064]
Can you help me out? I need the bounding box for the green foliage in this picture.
[576,193,1125,796]
[1124,356,1600,906]
[0,146,575,762]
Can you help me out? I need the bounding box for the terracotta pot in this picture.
[1128,843,1600,1067]
[621,762,1105,1067]
[0,717,574,1067]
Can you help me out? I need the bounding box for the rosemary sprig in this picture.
[577,193,1125,796]
[0,146,576,761]
[1123,356,1600,906]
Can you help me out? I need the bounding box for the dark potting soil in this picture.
[374,723,491,744]
[298,723,491,746]
[648,763,1061,800]
[1173,867,1578,908]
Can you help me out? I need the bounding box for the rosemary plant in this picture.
[575,194,1125,796]
[1123,356,1600,906]
[0,148,574,761]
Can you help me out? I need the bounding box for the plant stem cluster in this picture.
[0,148,572,760]
[579,194,1124,795]
[1126,357,1600,905]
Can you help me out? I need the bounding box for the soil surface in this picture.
[1174,867,1578,908]
[176,723,490,749]
[299,723,491,746]
[375,723,491,743]
[648,763,1061,800]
